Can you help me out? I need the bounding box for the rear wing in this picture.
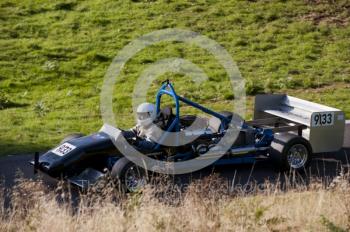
[253,94,345,153]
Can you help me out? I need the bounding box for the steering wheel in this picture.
[122,130,141,145]
[154,111,166,129]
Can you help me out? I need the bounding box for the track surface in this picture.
[1,149,349,190]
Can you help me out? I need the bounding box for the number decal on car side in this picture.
[312,112,334,127]
[52,143,76,156]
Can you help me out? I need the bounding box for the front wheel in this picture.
[270,136,312,172]
[111,157,148,193]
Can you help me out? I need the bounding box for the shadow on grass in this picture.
[0,100,28,110]
[0,140,50,156]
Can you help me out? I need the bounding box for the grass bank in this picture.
[0,0,349,155]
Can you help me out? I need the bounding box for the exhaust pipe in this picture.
[230,146,269,155]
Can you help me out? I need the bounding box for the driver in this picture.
[124,102,162,150]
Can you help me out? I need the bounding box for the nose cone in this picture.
[36,132,115,177]
[38,151,65,176]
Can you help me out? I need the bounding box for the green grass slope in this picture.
[0,0,349,155]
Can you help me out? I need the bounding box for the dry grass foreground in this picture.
[1,172,350,232]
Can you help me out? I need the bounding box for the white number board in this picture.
[311,112,334,127]
[52,143,76,156]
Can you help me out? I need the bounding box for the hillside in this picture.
[0,0,349,155]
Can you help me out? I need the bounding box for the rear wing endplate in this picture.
[254,94,345,153]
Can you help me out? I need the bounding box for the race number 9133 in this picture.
[312,112,334,127]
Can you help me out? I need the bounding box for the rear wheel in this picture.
[287,143,310,169]
[111,157,147,193]
[270,136,312,172]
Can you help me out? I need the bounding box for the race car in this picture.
[31,80,346,192]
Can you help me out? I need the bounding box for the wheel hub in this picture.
[124,166,146,192]
[287,144,308,169]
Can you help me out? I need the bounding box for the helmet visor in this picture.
[137,112,151,120]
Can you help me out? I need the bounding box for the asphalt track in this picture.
[1,148,349,190]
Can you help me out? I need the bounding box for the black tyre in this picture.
[60,133,85,144]
[111,157,147,193]
[270,135,312,172]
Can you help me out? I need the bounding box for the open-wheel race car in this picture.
[31,81,346,192]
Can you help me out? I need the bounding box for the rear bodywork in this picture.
[253,94,345,153]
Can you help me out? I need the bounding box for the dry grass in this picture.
[1,173,350,232]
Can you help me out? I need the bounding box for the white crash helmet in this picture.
[136,102,156,127]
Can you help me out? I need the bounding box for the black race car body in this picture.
[31,81,317,190]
